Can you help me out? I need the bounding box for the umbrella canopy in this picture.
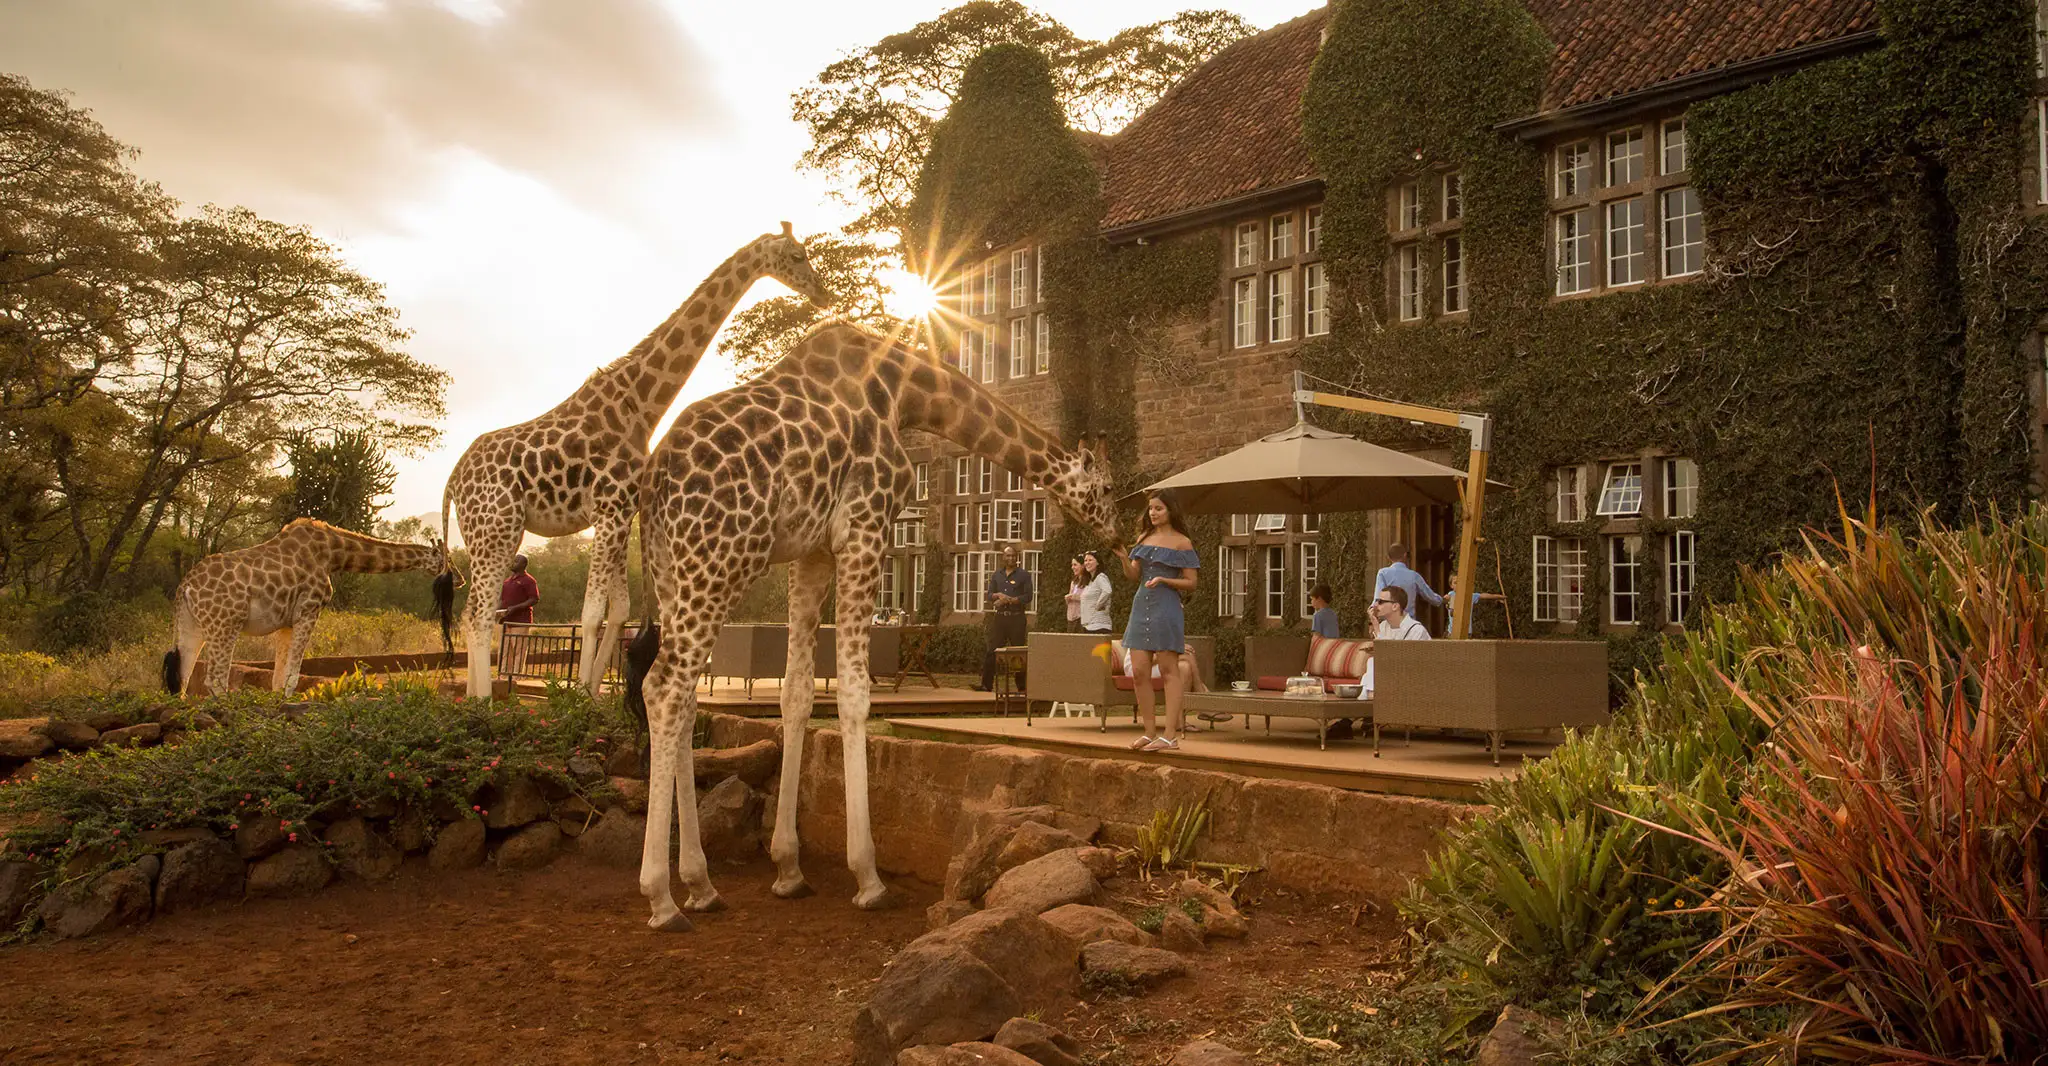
[1133,421,1483,514]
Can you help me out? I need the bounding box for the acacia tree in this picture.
[281,429,398,533]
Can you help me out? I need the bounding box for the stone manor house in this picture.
[878,0,2048,631]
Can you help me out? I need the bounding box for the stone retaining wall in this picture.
[709,714,1470,902]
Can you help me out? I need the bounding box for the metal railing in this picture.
[496,622,645,686]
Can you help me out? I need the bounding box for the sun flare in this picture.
[878,266,941,320]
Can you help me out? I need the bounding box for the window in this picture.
[1217,546,1247,617]
[1609,535,1642,625]
[1011,248,1029,307]
[2038,99,2047,206]
[2039,0,2048,75]
[951,553,981,613]
[1253,513,1287,533]
[1606,197,1646,286]
[1556,141,1593,197]
[979,458,995,495]
[957,328,975,377]
[1034,314,1050,374]
[1606,128,1645,186]
[1299,513,1320,532]
[1010,317,1029,378]
[1442,235,1466,313]
[954,460,971,496]
[1036,249,1044,299]
[1442,172,1463,220]
[1531,536,1587,623]
[1555,209,1592,295]
[1596,462,1644,516]
[1264,545,1287,619]
[1269,213,1295,259]
[952,504,970,544]
[1234,222,1260,267]
[1298,541,1320,616]
[1661,187,1704,277]
[1004,469,1022,493]
[1232,277,1257,347]
[1666,530,1696,623]
[976,502,993,543]
[1022,551,1041,607]
[980,325,996,383]
[994,499,1022,542]
[1305,206,1322,253]
[1268,271,1295,342]
[1230,513,1251,536]
[912,555,926,613]
[1660,118,1688,174]
[1397,181,1421,230]
[1663,457,1699,519]
[1553,465,1584,521]
[982,259,997,314]
[1304,263,1329,336]
[892,519,924,548]
[914,462,929,500]
[1396,244,1422,321]
[881,558,899,611]
[1029,498,1048,541]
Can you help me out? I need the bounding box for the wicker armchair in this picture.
[706,624,900,696]
[1372,639,1609,764]
[1025,633,1215,730]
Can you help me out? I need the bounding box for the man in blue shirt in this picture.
[1308,583,1339,638]
[978,546,1034,691]
[1373,543,1443,626]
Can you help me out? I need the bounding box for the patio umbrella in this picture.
[1130,421,1486,514]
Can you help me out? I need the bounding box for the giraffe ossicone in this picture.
[629,321,1122,928]
[164,519,453,698]
[441,227,833,698]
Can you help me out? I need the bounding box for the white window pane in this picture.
[1442,235,1465,313]
[1596,462,1644,516]
[1442,172,1463,220]
[1034,314,1050,374]
[1011,249,1029,307]
[1606,197,1645,286]
[1397,182,1421,230]
[1233,277,1257,347]
[1556,210,1591,295]
[1269,213,1294,259]
[1235,222,1260,267]
[1608,535,1641,625]
[1661,187,1704,277]
[1268,271,1294,342]
[1396,244,1422,320]
[1304,263,1329,336]
[1661,117,1688,174]
[1556,141,1592,197]
[1606,128,1644,186]
[1010,318,1028,377]
[1305,207,1322,253]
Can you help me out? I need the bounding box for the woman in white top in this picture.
[1063,556,1086,628]
[1077,550,1113,633]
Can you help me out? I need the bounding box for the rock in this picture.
[245,846,332,899]
[188,712,220,731]
[927,899,977,931]
[854,908,1080,1066]
[1475,1006,1559,1066]
[697,776,763,860]
[322,817,402,879]
[552,795,597,836]
[983,850,1099,915]
[943,1045,1041,1066]
[566,753,606,781]
[993,822,1088,875]
[1170,1039,1253,1066]
[427,818,487,872]
[234,819,289,860]
[355,794,399,820]
[994,1017,1084,1066]
[138,826,215,847]
[944,805,1056,901]
[0,859,46,926]
[896,1048,989,1066]
[1161,910,1205,953]
[1080,941,1187,990]
[693,739,780,788]
[81,710,130,733]
[496,821,562,870]
[1039,904,1152,947]
[155,837,244,913]
[32,720,99,751]
[1073,847,1121,882]
[97,723,162,749]
[389,807,431,854]
[575,808,645,868]
[1170,879,1248,939]
[0,733,54,761]
[603,738,649,779]
[479,774,551,829]
[926,909,1080,1006]
[39,863,154,937]
[610,776,649,813]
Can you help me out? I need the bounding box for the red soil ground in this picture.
[0,855,1399,1066]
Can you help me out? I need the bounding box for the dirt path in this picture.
[0,856,1399,1066]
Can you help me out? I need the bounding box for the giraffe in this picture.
[625,321,1122,929]
[163,519,455,698]
[442,225,832,698]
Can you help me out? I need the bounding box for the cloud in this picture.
[0,0,730,227]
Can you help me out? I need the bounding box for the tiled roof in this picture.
[1097,9,1328,231]
[1096,0,1876,232]
[1526,0,1878,112]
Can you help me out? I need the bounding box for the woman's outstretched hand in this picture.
[1145,576,1164,588]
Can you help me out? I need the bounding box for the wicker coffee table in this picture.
[1182,691,1370,750]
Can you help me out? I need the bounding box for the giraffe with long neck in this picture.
[442,225,831,697]
[164,519,454,697]
[625,321,1122,929]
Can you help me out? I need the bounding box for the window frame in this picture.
[1595,461,1645,516]
[912,554,926,613]
[994,499,1023,543]
[954,460,971,497]
[1034,313,1050,374]
[1666,529,1696,623]
[1253,513,1287,533]
[1234,222,1260,268]
[1660,117,1688,175]
[1268,212,1295,259]
[1661,186,1704,277]
[976,502,993,544]
[1010,248,1029,308]
[1263,544,1287,620]
[1232,276,1257,348]
[1304,262,1329,336]
[1442,171,1463,221]
[980,324,996,383]
[1663,457,1699,519]
[1268,270,1295,342]
[1396,181,1422,231]
[1217,545,1248,617]
[979,458,995,495]
[1605,127,1646,187]
[982,259,997,314]
[1555,140,1593,197]
[1605,196,1647,287]
[1555,209,1593,296]
[1532,535,1587,623]
[1442,234,1466,314]
[1009,317,1029,378]
[1395,243,1423,321]
[914,462,929,501]
[1554,465,1584,522]
[1304,206,1322,253]
[1298,541,1320,616]
[1028,498,1048,541]
[1608,534,1642,626]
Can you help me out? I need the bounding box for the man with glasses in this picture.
[1371,586,1430,642]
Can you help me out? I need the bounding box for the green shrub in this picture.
[921,624,988,674]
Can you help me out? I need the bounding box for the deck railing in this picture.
[496,622,645,686]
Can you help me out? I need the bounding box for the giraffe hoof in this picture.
[853,885,901,912]
[648,912,695,933]
[686,894,727,914]
[772,878,814,900]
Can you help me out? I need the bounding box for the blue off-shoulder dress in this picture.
[1123,543,1201,652]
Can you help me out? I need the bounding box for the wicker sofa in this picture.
[1372,639,1609,764]
[1244,633,1366,693]
[1025,632,1216,730]
[706,624,902,696]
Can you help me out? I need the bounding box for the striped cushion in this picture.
[1306,635,1370,680]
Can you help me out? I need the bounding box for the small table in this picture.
[884,625,939,690]
[992,645,1029,718]
[1182,691,1370,750]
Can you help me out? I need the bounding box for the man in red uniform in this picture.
[497,553,538,674]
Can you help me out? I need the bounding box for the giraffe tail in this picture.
[432,571,456,663]
[623,623,659,773]
[162,648,181,694]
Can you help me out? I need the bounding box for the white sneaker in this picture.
[1128,735,1156,750]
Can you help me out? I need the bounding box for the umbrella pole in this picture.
[1450,435,1490,640]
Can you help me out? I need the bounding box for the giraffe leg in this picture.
[279,608,321,695]
[639,612,724,928]
[577,511,632,692]
[770,552,833,899]
[174,602,204,696]
[461,519,522,700]
[833,534,894,911]
[270,628,294,692]
[202,623,240,698]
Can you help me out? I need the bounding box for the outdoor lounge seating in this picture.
[707,623,902,696]
[1371,638,1609,764]
[1025,632,1216,729]
[1244,632,1367,693]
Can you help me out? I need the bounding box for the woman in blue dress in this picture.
[1113,489,1200,752]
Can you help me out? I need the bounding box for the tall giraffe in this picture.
[164,519,454,698]
[626,322,1121,929]
[443,225,831,697]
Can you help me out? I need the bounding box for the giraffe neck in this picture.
[594,244,767,440]
[290,522,439,575]
[872,340,1064,482]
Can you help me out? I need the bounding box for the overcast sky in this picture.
[0,0,1310,538]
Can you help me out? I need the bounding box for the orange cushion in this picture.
[1255,675,1290,691]
[1306,635,1370,680]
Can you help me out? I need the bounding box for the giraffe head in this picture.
[754,221,833,309]
[1047,434,1122,550]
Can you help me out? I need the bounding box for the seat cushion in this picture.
[1255,675,1290,691]
[1307,635,1370,680]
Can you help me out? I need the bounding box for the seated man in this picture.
[1372,586,1430,642]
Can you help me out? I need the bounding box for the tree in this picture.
[282,429,398,533]
[716,231,911,377]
